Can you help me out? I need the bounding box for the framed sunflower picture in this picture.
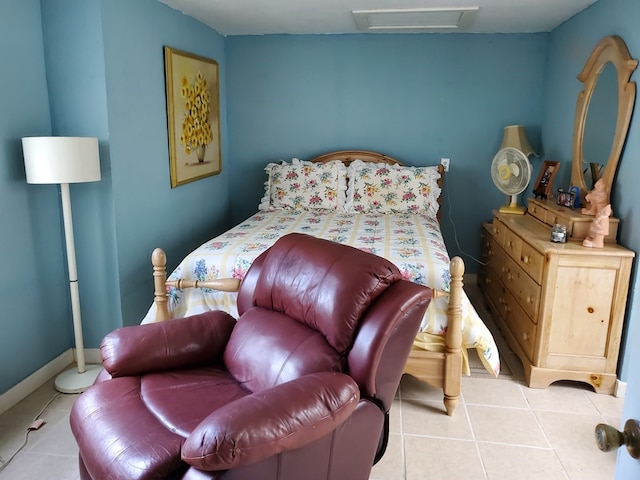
[164,46,221,188]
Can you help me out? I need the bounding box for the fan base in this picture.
[499,204,526,215]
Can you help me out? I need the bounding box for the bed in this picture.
[143,150,500,416]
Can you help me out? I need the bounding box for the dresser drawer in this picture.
[483,264,505,311]
[528,201,569,230]
[503,228,522,260]
[481,224,499,264]
[498,287,537,362]
[489,218,507,247]
[528,202,546,223]
[480,224,491,263]
[497,250,541,321]
[517,241,544,284]
[544,210,567,229]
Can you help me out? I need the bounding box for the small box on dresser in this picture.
[527,197,619,243]
[479,207,634,393]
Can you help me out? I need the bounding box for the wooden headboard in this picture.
[310,149,403,166]
[309,149,444,220]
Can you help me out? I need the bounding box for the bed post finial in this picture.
[152,248,170,322]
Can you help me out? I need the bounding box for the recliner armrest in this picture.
[101,310,236,377]
[182,372,360,471]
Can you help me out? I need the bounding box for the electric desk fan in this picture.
[491,147,532,214]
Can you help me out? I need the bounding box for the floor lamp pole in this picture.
[54,183,101,393]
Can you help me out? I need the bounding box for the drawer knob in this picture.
[522,332,529,341]
[527,295,534,304]
[522,255,530,264]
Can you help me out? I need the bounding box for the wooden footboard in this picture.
[151,248,464,416]
[402,256,463,416]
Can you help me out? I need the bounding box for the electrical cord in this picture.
[0,392,62,472]
[442,169,487,267]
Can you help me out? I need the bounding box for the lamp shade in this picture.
[500,125,536,157]
[22,136,101,184]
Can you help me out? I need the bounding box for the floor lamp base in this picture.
[55,364,102,394]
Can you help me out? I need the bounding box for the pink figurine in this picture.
[582,204,612,248]
[581,179,608,216]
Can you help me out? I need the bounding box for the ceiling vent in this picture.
[352,7,479,32]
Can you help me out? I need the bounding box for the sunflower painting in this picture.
[164,46,221,187]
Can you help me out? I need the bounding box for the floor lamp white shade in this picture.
[22,136,103,393]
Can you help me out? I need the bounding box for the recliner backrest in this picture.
[224,233,404,393]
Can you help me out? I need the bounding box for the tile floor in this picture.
[0,285,624,479]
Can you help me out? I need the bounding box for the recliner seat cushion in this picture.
[139,367,250,437]
[72,367,251,479]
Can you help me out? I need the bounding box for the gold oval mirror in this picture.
[571,35,638,207]
[582,63,617,190]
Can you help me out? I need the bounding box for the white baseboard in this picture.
[614,379,626,398]
[0,348,102,416]
[82,348,101,364]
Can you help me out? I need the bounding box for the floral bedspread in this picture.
[141,210,500,377]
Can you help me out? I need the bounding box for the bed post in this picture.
[152,248,170,322]
[443,256,464,416]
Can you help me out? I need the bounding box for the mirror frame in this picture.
[571,35,638,206]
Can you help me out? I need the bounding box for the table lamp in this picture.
[500,125,536,157]
[22,136,103,393]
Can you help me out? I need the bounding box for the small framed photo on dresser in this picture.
[557,189,576,208]
[533,160,559,199]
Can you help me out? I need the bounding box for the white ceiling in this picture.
[157,0,598,36]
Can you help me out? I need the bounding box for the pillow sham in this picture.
[345,160,441,217]
[258,158,347,211]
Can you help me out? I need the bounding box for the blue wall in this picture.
[100,1,229,330]
[0,0,229,393]
[0,0,71,393]
[40,0,120,356]
[226,34,549,265]
[542,0,640,477]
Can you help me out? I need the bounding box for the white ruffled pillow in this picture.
[258,158,347,211]
[345,160,441,217]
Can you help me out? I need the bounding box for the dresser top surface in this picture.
[491,211,635,258]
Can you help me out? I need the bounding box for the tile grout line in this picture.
[524,384,571,480]
[460,388,489,480]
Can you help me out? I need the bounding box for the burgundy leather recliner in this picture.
[70,233,432,480]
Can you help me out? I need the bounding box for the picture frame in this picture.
[533,160,560,199]
[164,46,221,188]
[556,188,576,208]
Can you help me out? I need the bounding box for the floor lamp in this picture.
[22,136,103,393]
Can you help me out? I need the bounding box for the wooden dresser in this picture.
[479,203,634,393]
